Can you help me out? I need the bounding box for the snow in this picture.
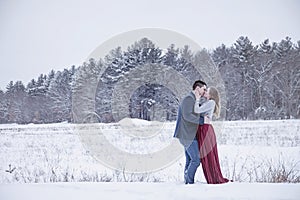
[0,182,299,200]
[0,119,299,199]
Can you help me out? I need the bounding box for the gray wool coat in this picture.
[173,91,204,147]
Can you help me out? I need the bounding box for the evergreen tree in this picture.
[178,45,194,73]
[5,81,14,95]
[47,69,73,122]
[252,39,275,119]
[1,36,300,124]
[5,81,27,123]
[260,39,273,53]
[162,44,179,67]
[45,70,56,89]
[232,36,258,119]
[211,44,240,119]
[0,89,7,123]
[73,59,103,123]
[272,37,300,118]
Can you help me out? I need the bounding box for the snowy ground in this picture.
[0,119,300,199]
[1,182,300,200]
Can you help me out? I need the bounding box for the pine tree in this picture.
[0,89,7,123]
[2,36,299,124]
[163,44,179,67]
[260,39,273,53]
[5,81,14,95]
[73,59,103,123]
[5,81,27,123]
[252,39,275,119]
[178,45,193,73]
[47,69,74,122]
[232,36,258,119]
[272,37,300,119]
[211,44,240,119]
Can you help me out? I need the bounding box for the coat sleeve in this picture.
[194,99,215,114]
[181,96,201,124]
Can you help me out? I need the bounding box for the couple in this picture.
[173,80,229,184]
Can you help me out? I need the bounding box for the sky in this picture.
[0,0,299,90]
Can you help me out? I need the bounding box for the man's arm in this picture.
[181,96,201,124]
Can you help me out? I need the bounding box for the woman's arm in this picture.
[194,99,215,114]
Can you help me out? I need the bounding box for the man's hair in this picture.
[192,80,207,90]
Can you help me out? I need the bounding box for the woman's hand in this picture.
[204,115,211,124]
[195,90,201,100]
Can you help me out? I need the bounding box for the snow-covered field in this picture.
[0,119,300,199]
[1,182,299,200]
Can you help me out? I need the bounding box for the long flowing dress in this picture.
[194,99,229,184]
[197,124,229,184]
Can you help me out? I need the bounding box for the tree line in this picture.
[0,36,299,124]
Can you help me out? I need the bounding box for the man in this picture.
[173,80,207,184]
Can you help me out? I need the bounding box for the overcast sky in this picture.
[0,0,299,90]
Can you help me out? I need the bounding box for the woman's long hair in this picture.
[208,87,220,118]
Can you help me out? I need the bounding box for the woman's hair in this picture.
[208,87,220,118]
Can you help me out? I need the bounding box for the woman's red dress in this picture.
[197,124,229,184]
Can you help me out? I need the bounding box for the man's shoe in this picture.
[184,173,188,184]
[184,173,195,184]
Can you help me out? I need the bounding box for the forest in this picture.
[0,36,299,124]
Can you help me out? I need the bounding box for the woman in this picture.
[194,87,230,184]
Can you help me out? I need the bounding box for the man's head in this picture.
[192,80,207,96]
